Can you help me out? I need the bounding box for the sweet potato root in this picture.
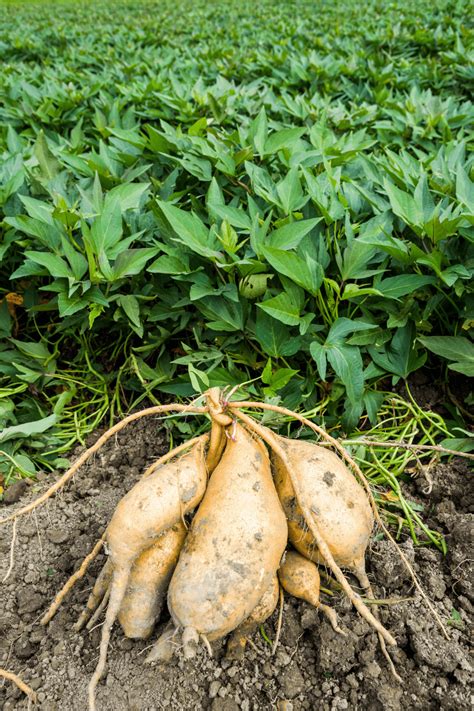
[118,522,187,639]
[278,550,344,635]
[272,437,373,572]
[168,424,287,652]
[226,575,280,659]
[88,439,208,710]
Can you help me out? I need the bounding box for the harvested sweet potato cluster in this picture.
[3,388,435,709]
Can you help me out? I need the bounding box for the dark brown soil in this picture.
[1,418,472,711]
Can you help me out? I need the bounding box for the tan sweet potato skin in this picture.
[272,438,373,569]
[278,550,320,605]
[249,575,280,624]
[106,442,206,569]
[118,523,186,639]
[226,575,279,659]
[168,425,287,641]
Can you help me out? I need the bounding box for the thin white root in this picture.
[319,604,346,636]
[236,411,396,647]
[272,587,284,655]
[0,668,37,704]
[0,403,208,526]
[230,401,449,640]
[201,634,213,658]
[145,622,178,664]
[2,519,17,583]
[41,536,106,625]
[86,588,110,631]
[75,561,113,632]
[354,563,402,683]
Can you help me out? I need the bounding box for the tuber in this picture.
[167,424,287,653]
[118,522,187,639]
[278,550,345,635]
[272,437,373,573]
[88,439,207,710]
[226,575,280,659]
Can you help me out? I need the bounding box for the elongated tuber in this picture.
[88,439,208,710]
[168,424,287,652]
[118,522,187,639]
[272,437,373,571]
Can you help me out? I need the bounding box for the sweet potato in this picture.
[226,575,279,659]
[272,438,373,572]
[118,522,187,639]
[278,550,344,634]
[88,440,207,710]
[227,410,397,651]
[167,424,287,653]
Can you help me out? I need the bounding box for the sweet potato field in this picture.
[0,0,473,709]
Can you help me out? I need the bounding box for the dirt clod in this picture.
[3,480,28,505]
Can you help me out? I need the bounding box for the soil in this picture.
[0,417,472,711]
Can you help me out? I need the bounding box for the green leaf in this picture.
[337,239,380,281]
[369,324,426,380]
[118,294,141,328]
[0,302,11,337]
[0,414,57,444]
[265,367,299,393]
[326,343,365,404]
[112,248,157,279]
[419,336,474,374]
[106,182,149,211]
[375,274,435,299]
[342,284,383,299]
[239,274,271,299]
[327,318,377,341]
[188,364,210,393]
[310,341,327,380]
[245,162,278,204]
[58,292,91,317]
[148,254,190,274]
[383,179,420,227]
[264,128,306,155]
[197,296,244,331]
[33,131,60,180]
[90,193,122,254]
[262,246,323,295]
[266,219,321,249]
[440,437,474,453]
[24,251,72,279]
[10,339,51,361]
[249,107,268,156]
[209,204,251,230]
[258,289,303,326]
[61,238,88,280]
[19,195,54,223]
[276,168,307,213]
[254,310,301,358]
[157,200,220,259]
[456,165,474,210]
[414,175,435,223]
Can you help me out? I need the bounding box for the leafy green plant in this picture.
[0,0,472,483]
